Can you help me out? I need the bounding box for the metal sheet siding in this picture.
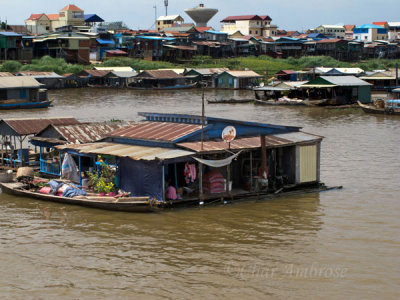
[299,145,317,183]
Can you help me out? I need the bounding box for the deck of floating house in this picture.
[54,113,323,205]
[0,117,80,168]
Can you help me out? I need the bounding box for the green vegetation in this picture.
[20,56,86,74]
[1,55,399,77]
[99,57,176,70]
[0,60,22,73]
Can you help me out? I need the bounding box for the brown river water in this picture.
[0,88,399,299]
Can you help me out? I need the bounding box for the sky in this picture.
[1,0,400,31]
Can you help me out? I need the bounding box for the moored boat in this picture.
[207,98,253,104]
[0,181,160,213]
[254,99,305,106]
[358,100,400,115]
[0,100,52,110]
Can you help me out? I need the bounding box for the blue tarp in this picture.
[97,38,115,45]
[0,32,22,37]
[84,14,104,23]
[119,157,163,201]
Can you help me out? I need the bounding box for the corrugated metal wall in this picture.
[299,145,317,183]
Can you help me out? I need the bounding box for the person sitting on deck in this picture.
[165,179,177,200]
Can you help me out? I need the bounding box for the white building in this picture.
[353,24,388,42]
[388,22,400,40]
[220,15,278,37]
[156,15,184,32]
[314,25,345,39]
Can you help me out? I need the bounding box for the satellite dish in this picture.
[260,82,265,87]
[222,126,236,143]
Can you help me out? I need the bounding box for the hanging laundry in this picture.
[184,163,197,184]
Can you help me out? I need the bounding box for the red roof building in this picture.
[61,4,83,11]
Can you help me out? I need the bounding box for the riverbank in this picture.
[2,55,400,78]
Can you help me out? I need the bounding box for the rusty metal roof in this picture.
[178,132,323,153]
[53,123,130,143]
[136,70,184,79]
[56,142,195,161]
[0,117,80,136]
[79,70,110,77]
[107,122,202,142]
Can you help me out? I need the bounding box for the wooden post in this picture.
[260,135,267,178]
[174,163,178,189]
[226,163,231,195]
[199,162,203,201]
[78,155,82,186]
[250,151,253,192]
[162,164,165,201]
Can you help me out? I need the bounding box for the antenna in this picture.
[164,0,168,16]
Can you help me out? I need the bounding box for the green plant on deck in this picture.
[86,163,115,193]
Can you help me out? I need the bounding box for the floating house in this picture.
[55,113,324,204]
[29,122,128,176]
[360,71,398,91]
[130,70,188,89]
[0,76,51,109]
[15,71,65,89]
[275,70,297,81]
[78,70,110,86]
[184,68,229,87]
[301,76,371,104]
[103,71,138,87]
[0,117,80,167]
[216,70,263,89]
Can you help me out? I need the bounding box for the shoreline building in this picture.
[353,24,388,42]
[220,15,278,37]
[156,15,184,32]
[313,25,345,39]
[25,4,86,35]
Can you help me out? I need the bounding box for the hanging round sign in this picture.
[222,126,236,143]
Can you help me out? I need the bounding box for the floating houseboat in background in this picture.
[358,88,400,115]
[0,76,52,109]
[130,70,195,89]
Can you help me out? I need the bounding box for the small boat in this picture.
[254,99,305,106]
[207,98,253,104]
[358,100,400,115]
[0,181,161,213]
[0,100,52,110]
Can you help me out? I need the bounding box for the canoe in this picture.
[0,182,161,212]
[0,100,52,110]
[254,99,305,106]
[207,98,253,104]
[358,101,400,115]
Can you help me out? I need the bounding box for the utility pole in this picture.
[153,5,157,30]
[164,0,168,16]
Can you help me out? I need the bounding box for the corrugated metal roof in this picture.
[79,70,110,77]
[137,70,184,79]
[94,67,134,72]
[178,132,322,153]
[106,71,138,78]
[15,71,63,78]
[57,142,195,161]
[0,31,22,37]
[108,122,202,142]
[53,123,130,144]
[320,76,371,86]
[0,76,43,89]
[0,72,13,77]
[224,70,263,78]
[0,117,80,136]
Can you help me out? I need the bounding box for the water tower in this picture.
[184,3,218,27]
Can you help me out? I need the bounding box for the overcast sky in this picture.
[1,0,399,31]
